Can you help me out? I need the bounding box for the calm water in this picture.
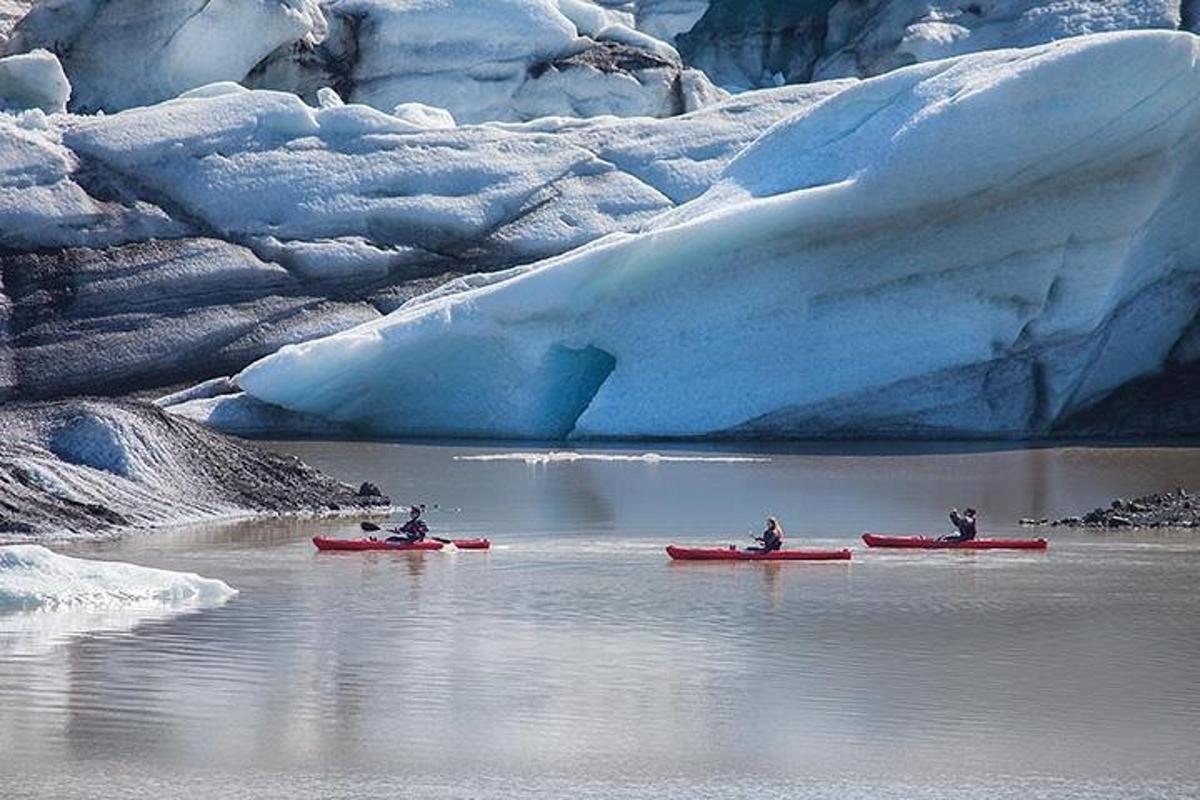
[3,442,1200,799]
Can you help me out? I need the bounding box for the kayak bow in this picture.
[666,545,852,561]
[861,534,1047,550]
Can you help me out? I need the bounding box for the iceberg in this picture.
[0,544,235,655]
[234,31,1200,440]
[0,544,236,612]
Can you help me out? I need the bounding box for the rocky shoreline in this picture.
[1021,488,1199,530]
[0,399,389,540]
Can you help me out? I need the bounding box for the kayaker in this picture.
[748,516,784,553]
[940,507,978,542]
[386,505,429,544]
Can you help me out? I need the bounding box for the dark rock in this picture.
[357,481,382,497]
[1031,488,1200,532]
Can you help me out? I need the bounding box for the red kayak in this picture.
[312,537,491,552]
[861,534,1047,550]
[666,545,852,562]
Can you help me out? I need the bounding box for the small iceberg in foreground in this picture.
[0,545,237,612]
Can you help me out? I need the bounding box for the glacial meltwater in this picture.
[2,442,1199,799]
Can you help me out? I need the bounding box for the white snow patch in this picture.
[391,102,457,130]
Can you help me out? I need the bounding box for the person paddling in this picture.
[748,516,784,553]
[386,505,429,544]
[940,507,978,543]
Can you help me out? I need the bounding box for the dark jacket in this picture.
[949,511,977,540]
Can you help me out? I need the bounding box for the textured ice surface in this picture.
[3,0,721,121]
[1,81,845,400]
[234,32,1200,439]
[247,0,724,123]
[0,49,68,113]
[4,0,324,112]
[814,0,1183,81]
[630,0,1185,89]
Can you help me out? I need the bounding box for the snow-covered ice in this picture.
[0,544,236,611]
[233,31,1200,440]
[5,0,324,112]
[249,0,724,123]
[0,48,68,113]
[0,544,235,655]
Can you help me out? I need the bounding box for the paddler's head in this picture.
[965,508,977,517]
[409,506,422,518]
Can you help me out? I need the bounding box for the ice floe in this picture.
[0,544,236,611]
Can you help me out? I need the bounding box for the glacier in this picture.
[3,0,722,121]
[230,31,1200,440]
[0,80,846,399]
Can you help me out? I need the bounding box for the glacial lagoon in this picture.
[2,441,1199,799]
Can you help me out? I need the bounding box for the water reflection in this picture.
[1,442,1198,798]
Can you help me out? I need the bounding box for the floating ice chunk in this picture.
[0,545,236,612]
[0,545,235,655]
[0,49,69,113]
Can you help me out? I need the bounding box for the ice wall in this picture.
[234,32,1200,439]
